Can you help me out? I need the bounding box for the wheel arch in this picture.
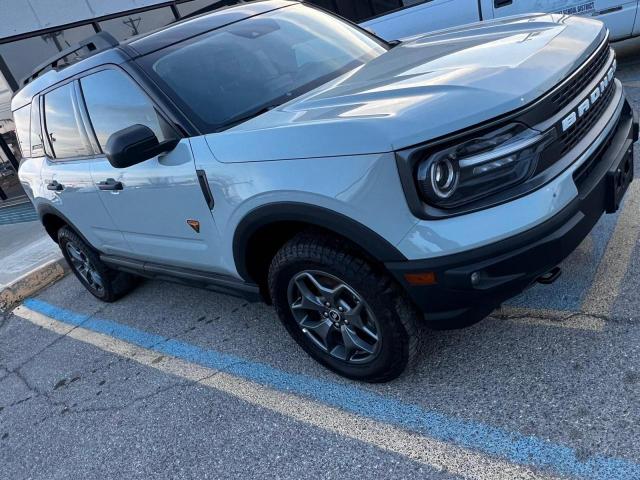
[37,204,92,247]
[232,202,406,299]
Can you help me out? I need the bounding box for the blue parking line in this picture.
[0,203,38,225]
[22,297,640,479]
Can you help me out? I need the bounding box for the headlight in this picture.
[416,123,553,208]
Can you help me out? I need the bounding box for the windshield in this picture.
[141,4,387,132]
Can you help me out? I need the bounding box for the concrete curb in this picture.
[0,258,69,311]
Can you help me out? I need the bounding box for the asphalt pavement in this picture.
[1,44,640,480]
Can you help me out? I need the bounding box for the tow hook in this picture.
[537,266,562,285]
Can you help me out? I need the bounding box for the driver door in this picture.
[78,67,222,272]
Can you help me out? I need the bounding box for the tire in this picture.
[268,232,421,383]
[58,226,138,302]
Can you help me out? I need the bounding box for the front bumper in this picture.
[386,98,637,326]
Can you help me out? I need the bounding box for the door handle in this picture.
[46,180,64,191]
[494,0,512,7]
[97,178,123,191]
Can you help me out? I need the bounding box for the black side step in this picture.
[100,254,260,302]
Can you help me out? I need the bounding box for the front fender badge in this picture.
[187,219,200,233]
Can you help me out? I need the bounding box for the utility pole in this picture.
[122,16,142,37]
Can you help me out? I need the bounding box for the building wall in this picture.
[0,0,169,38]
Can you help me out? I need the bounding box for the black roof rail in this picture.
[22,31,119,86]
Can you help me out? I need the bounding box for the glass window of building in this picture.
[176,0,226,18]
[306,0,405,22]
[80,69,174,149]
[99,8,177,41]
[370,0,404,16]
[0,71,24,200]
[303,0,338,12]
[43,83,91,159]
[0,140,23,201]
[0,25,96,87]
[332,0,374,22]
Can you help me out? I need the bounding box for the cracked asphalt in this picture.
[1,41,640,480]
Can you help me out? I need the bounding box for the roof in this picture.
[11,0,296,111]
[11,48,131,111]
[125,0,295,56]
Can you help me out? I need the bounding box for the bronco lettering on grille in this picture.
[561,59,616,133]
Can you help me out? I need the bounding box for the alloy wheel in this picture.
[287,270,381,363]
[66,242,105,294]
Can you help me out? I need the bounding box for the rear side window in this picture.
[43,83,92,159]
[80,69,175,149]
[12,105,31,159]
[30,97,44,157]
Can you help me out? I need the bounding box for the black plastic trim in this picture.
[232,202,406,281]
[100,254,261,301]
[36,204,95,246]
[196,169,215,209]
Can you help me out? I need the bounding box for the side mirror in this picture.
[105,124,179,169]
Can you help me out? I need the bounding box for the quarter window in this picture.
[30,97,44,157]
[12,105,31,159]
[43,83,92,159]
[80,69,175,150]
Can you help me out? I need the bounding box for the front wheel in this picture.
[268,233,421,382]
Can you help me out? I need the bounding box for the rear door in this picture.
[489,0,639,40]
[39,81,129,254]
[78,67,222,272]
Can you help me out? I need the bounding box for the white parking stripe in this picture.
[13,304,555,480]
[582,182,640,316]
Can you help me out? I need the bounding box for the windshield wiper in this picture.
[219,103,283,131]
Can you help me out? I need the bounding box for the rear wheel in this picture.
[268,233,421,382]
[58,226,138,302]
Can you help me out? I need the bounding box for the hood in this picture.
[207,13,607,163]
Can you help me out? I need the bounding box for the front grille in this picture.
[572,113,620,187]
[550,41,611,111]
[558,82,615,155]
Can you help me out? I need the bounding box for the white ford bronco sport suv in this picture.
[12,0,637,382]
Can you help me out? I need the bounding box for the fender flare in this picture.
[37,204,94,248]
[232,202,407,282]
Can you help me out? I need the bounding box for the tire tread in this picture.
[268,231,421,382]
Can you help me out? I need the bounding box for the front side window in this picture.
[80,69,175,150]
[44,83,91,159]
[141,4,387,132]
